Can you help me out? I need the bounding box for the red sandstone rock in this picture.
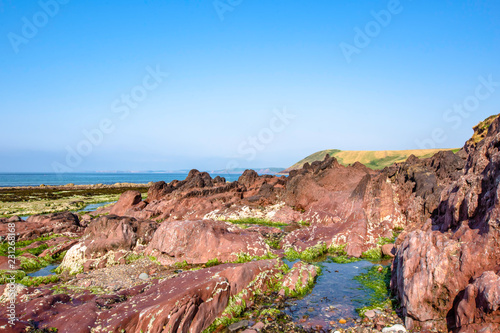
[0,260,283,332]
[109,190,143,215]
[279,261,318,296]
[381,243,395,257]
[146,220,271,265]
[455,271,500,332]
[391,115,500,332]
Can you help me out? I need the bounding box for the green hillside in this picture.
[283,148,459,172]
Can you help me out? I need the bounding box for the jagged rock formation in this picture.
[391,114,500,332]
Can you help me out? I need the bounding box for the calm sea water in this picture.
[0,173,241,187]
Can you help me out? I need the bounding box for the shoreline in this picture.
[0,182,154,190]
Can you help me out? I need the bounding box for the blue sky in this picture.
[0,0,499,172]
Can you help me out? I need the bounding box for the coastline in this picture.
[0,183,151,218]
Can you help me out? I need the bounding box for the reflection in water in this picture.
[27,264,59,277]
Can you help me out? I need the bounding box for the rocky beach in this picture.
[0,114,498,332]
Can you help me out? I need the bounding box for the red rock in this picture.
[0,256,20,270]
[279,261,318,296]
[109,190,143,215]
[0,212,83,242]
[455,271,500,332]
[145,220,271,265]
[39,239,78,258]
[391,115,500,332]
[281,154,404,256]
[84,215,158,256]
[382,243,395,257]
[0,260,283,332]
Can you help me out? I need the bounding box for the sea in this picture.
[0,173,243,187]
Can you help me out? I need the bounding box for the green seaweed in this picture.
[354,265,393,315]
[361,247,383,260]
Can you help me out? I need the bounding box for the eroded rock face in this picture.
[455,271,500,332]
[392,115,500,332]
[0,260,284,333]
[145,220,271,265]
[281,155,403,256]
[84,215,157,255]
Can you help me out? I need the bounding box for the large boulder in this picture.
[58,215,158,273]
[84,215,158,255]
[146,220,271,265]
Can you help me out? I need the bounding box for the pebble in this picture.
[228,320,249,332]
[251,322,265,331]
[138,273,149,280]
[365,309,376,318]
[339,318,347,324]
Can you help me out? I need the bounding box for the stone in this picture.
[381,243,395,257]
[365,309,376,318]
[228,319,249,331]
[0,260,283,332]
[252,321,265,331]
[138,273,148,280]
[381,324,407,332]
[279,261,319,296]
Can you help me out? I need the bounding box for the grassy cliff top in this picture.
[283,148,459,172]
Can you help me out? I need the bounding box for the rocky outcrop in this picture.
[145,219,271,265]
[0,212,83,242]
[1,259,285,332]
[105,169,288,223]
[281,155,403,256]
[386,150,466,239]
[392,115,500,332]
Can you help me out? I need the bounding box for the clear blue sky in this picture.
[1,0,499,172]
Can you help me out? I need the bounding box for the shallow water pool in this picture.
[284,258,377,329]
[27,264,59,277]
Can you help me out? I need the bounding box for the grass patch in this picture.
[0,234,64,257]
[174,260,189,269]
[125,253,143,264]
[226,217,287,227]
[233,252,278,264]
[265,238,281,250]
[205,258,221,267]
